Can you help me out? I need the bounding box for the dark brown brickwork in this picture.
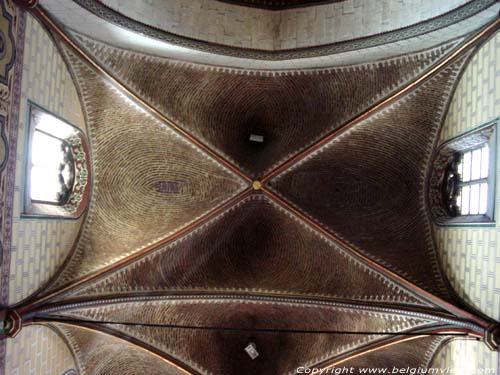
[68,195,425,305]
[14,9,489,373]
[51,299,433,375]
[53,324,189,375]
[78,35,455,178]
[270,57,470,300]
[50,45,246,288]
[329,336,450,373]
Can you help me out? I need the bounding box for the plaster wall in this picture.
[101,0,468,50]
[8,14,86,305]
[432,30,500,371]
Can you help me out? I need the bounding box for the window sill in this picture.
[436,215,496,227]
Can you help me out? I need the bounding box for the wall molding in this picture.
[72,0,496,60]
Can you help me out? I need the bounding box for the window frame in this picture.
[22,101,90,220]
[434,118,498,227]
[454,139,496,222]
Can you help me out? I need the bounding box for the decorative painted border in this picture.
[0,116,8,173]
[63,134,89,216]
[73,0,497,60]
[0,0,16,85]
[0,1,26,372]
[0,1,26,306]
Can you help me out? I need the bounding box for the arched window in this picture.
[430,119,497,225]
[24,102,90,218]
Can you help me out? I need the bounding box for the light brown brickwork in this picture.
[8,14,86,305]
[77,33,456,178]
[48,43,247,289]
[4,325,76,375]
[2,10,83,375]
[432,30,500,371]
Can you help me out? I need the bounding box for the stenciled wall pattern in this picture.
[1,3,84,374]
[5,325,77,375]
[8,12,86,306]
[432,31,500,371]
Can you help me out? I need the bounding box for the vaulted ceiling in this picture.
[5,0,500,374]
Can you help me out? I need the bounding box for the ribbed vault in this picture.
[4,2,500,375]
[52,323,192,375]
[60,195,426,305]
[269,55,471,299]
[74,34,458,178]
[48,44,247,288]
[325,335,451,373]
[44,299,442,375]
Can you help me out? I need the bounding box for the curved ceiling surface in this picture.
[97,0,471,50]
[38,0,500,69]
[4,1,500,375]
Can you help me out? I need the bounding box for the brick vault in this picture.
[2,0,500,374]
